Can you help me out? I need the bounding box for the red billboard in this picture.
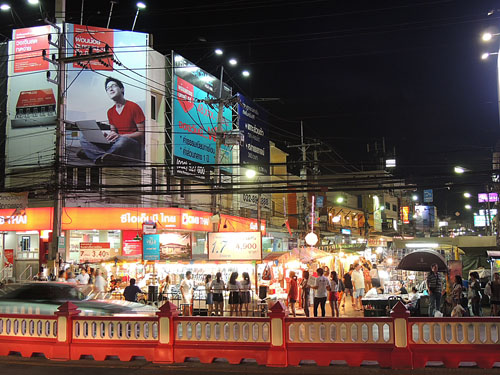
[14,26,50,73]
[72,24,114,71]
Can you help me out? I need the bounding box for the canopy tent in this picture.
[396,249,448,272]
[263,247,332,265]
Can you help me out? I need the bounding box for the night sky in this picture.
[2,0,500,217]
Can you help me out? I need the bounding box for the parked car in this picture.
[0,282,157,316]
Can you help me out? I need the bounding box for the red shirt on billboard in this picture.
[107,100,146,135]
[14,26,51,73]
[72,24,114,70]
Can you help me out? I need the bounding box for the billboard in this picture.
[208,232,262,261]
[6,25,58,173]
[171,53,232,180]
[474,209,497,227]
[237,94,269,175]
[478,193,499,203]
[64,25,148,166]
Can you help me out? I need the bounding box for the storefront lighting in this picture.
[376,247,383,254]
[339,251,344,257]
[336,197,344,204]
[332,216,341,223]
[245,169,256,178]
[379,270,389,279]
[386,257,393,265]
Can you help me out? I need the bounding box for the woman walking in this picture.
[300,270,311,317]
[228,272,241,316]
[211,272,225,316]
[288,271,298,317]
[328,271,340,317]
[240,272,252,316]
[469,272,482,316]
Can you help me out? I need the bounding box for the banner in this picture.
[159,232,191,261]
[143,234,160,260]
[122,230,143,258]
[65,24,148,167]
[13,26,50,73]
[208,232,262,261]
[238,94,269,175]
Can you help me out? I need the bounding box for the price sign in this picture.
[79,242,118,262]
[208,232,262,261]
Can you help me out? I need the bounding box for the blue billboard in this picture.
[143,234,160,260]
[238,94,269,175]
[172,53,233,180]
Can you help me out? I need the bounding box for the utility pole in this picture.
[212,66,225,223]
[46,7,113,268]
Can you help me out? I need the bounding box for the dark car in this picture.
[0,282,157,316]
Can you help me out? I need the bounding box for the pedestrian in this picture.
[161,275,171,301]
[427,263,443,317]
[311,267,329,317]
[56,270,66,282]
[94,269,107,297]
[451,275,463,308]
[66,271,76,283]
[211,272,225,316]
[300,270,311,317]
[123,278,142,302]
[180,271,194,316]
[288,271,298,317]
[486,272,500,316]
[328,271,340,317]
[352,263,365,311]
[240,272,252,316]
[370,263,381,288]
[205,274,214,316]
[363,263,372,291]
[75,268,89,284]
[228,272,241,316]
[468,271,482,316]
[341,265,355,308]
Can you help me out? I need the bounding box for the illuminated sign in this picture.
[401,206,410,224]
[208,232,262,261]
[478,193,499,203]
[72,25,114,71]
[0,207,266,233]
[80,242,119,262]
[238,94,269,175]
[172,53,232,180]
[143,234,160,260]
[341,229,351,235]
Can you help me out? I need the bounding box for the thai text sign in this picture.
[208,232,262,261]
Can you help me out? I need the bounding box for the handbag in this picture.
[262,265,272,281]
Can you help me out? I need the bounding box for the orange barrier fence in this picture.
[0,301,500,369]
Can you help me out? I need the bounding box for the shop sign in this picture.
[80,242,118,263]
[240,193,271,212]
[122,230,143,258]
[368,238,386,247]
[401,206,410,224]
[143,234,160,261]
[159,232,191,261]
[0,192,28,209]
[219,213,266,234]
[208,232,262,261]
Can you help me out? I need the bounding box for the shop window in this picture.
[385,202,391,210]
[392,204,397,212]
[151,95,157,120]
[192,232,207,256]
[21,236,30,251]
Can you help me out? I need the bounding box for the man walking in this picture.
[427,263,443,317]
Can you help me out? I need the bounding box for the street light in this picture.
[245,168,256,179]
[229,58,237,66]
[214,48,223,55]
[412,194,419,201]
[336,196,344,204]
[465,204,472,210]
[454,166,466,174]
[0,4,10,10]
[464,192,472,198]
[132,2,146,31]
[242,70,250,77]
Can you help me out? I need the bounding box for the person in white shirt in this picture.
[352,264,365,311]
[311,268,329,317]
[180,271,194,316]
[93,269,107,297]
[404,287,420,312]
[75,269,89,284]
[66,271,77,283]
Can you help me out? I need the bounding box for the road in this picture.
[1,357,499,375]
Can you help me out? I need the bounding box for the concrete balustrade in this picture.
[0,301,498,368]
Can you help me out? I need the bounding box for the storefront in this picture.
[0,207,266,287]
